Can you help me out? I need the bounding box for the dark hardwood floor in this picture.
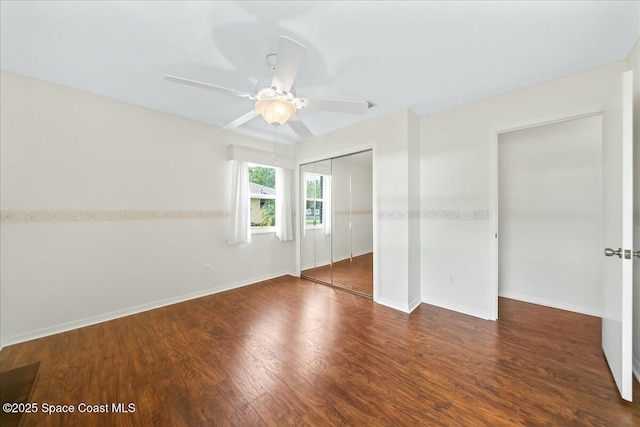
[1,276,638,426]
[0,362,40,427]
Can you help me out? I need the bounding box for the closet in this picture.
[300,150,373,296]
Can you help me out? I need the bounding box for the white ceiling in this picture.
[1,1,638,144]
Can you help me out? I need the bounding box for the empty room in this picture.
[1,1,639,426]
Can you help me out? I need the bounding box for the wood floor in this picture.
[1,276,638,426]
[0,362,40,427]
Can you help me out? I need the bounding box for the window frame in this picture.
[248,163,277,234]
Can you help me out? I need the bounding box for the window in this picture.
[304,173,325,228]
[249,165,276,232]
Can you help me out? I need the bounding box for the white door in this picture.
[602,70,633,402]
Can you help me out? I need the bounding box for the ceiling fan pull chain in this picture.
[272,125,278,166]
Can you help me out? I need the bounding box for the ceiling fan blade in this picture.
[300,98,369,115]
[222,110,260,130]
[288,115,313,139]
[271,36,307,93]
[165,75,256,100]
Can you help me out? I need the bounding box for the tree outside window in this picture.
[249,165,276,229]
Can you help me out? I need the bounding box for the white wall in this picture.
[628,39,640,382]
[0,71,295,347]
[498,116,603,316]
[421,59,627,319]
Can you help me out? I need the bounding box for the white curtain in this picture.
[323,175,332,235]
[229,160,251,245]
[275,167,294,241]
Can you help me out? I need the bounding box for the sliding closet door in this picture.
[331,155,352,290]
[300,151,373,296]
[300,162,318,280]
[350,151,373,295]
[314,159,332,283]
[301,160,333,284]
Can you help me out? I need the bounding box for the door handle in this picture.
[634,250,640,259]
[604,248,622,258]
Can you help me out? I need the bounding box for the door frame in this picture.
[294,143,379,302]
[488,111,602,320]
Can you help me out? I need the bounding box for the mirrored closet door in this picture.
[300,150,373,297]
[300,160,332,283]
[347,150,373,295]
[331,155,352,290]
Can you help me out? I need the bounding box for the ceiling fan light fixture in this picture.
[255,98,296,126]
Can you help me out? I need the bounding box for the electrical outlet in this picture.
[204,264,211,274]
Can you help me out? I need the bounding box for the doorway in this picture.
[494,114,603,317]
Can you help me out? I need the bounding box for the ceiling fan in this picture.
[165,36,370,139]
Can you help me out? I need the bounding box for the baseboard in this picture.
[423,296,494,321]
[408,297,422,313]
[634,355,640,384]
[0,270,293,348]
[498,290,601,317]
[376,297,411,313]
[375,296,422,314]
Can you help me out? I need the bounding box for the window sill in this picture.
[251,227,276,235]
